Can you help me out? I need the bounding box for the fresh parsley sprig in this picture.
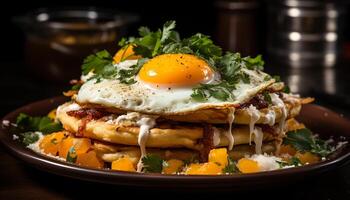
[119,21,179,58]
[191,81,236,101]
[191,52,263,101]
[141,154,167,173]
[117,58,149,84]
[222,157,238,174]
[16,113,63,134]
[277,157,302,168]
[283,128,332,157]
[21,132,40,146]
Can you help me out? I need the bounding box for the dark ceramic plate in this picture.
[0,96,349,190]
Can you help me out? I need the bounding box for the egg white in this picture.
[76,60,274,115]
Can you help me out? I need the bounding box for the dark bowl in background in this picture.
[13,8,139,82]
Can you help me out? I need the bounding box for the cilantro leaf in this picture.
[82,50,114,76]
[21,132,40,146]
[283,128,331,157]
[71,83,82,91]
[66,146,77,163]
[191,81,235,101]
[222,157,237,174]
[138,26,151,37]
[243,55,264,70]
[118,58,149,84]
[160,21,176,43]
[277,157,302,168]
[263,91,272,104]
[283,85,291,93]
[182,33,222,61]
[16,113,63,134]
[272,75,281,82]
[141,154,166,173]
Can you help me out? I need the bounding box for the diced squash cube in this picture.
[39,131,66,155]
[58,137,74,158]
[162,159,184,174]
[185,163,202,175]
[208,148,228,168]
[76,150,104,169]
[111,157,136,172]
[237,158,260,173]
[73,138,91,155]
[279,144,297,156]
[295,152,320,165]
[113,45,142,63]
[185,162,222,175]
[58,137,91,159]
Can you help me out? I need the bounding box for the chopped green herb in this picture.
[283,128,331,157]
[191,81,236,101]
[71,83,82,91]
[272,75,281,82]
[50,138,58,144]
[21,132,40,146]
[141,154,166,173]
[283,85,291,93]
[242,55,264,71]
[16,113,62,134]
[289,157,302,166]
[263,91,272,104]
[66,146,77,163]
[81,50,115,79]
[222,157,238,174]
[277,157,302,168]
[117,58,149,84]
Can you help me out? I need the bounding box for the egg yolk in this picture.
[138,54,213,87]
[113,45,142,63]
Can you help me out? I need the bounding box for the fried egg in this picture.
[76,54,274,115]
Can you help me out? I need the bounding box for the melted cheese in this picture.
[270,94,287,135]
[114,112,157,172]
[264,109,276,126]
[253,127,264,154]
[212,127,221,147]
[225,108,235,150]
[136,116,156,172]
[246,105,260,144]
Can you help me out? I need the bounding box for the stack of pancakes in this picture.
[56,81,310,171]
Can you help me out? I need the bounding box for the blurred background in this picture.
[1,0,350,116]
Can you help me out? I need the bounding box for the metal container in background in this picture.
[267,0,345,68]
[215,0,260,56]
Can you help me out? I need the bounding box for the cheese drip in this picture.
[116,112,157,172]
[264,109,276,126]
[270,94,287,135]
[225,108,235,150]
[246,105,260,145]
[212,127,221,147]
[253,127,264,154]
